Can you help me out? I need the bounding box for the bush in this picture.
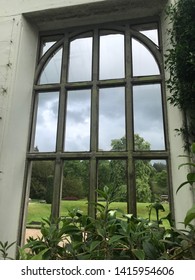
[17,185,195,260]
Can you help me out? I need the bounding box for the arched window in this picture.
[23,22,172,238]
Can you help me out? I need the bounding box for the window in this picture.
[24,21,172,233]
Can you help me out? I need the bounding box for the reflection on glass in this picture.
[34,92,59,152]
[99,33,125,80]
[64,90,91,151]
[60,160,89,216]
[25,160,54,237]
[68,37,92,82]
[132,38,160,76]
[99,87,125,151]
[140,29,159,46]
[133,84,165,150]
[97,160,127,214]
[41,41,56,56]
[135,159,169,226]
[39,48,62,84]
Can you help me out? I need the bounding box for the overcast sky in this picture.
[34,30,165,152]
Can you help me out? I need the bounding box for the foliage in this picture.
[111,135,155,202]
[176,142,195,194]
[165,0,195,150]
[45,175,53,204]
[30,161,54,200]
[176,143,195,227]
[163,142,195,259]
[0,241,15,260]
[18,186,166,260]
[18,186,195,260]
[30,135,164,203]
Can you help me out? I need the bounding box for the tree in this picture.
[110,134,153,202]
[30,161,54,200]
[152,163,168,197]
[63,160,89,199]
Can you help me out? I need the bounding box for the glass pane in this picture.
[136,159,170,227]
[41,41,56,56]
[133,84,165,150]
[68,37,92,82]
[99,33,125,80]
[64,90,91,151]
[39,48,62,84]
[99,87,125,151]
[34,92,59,152]
[60,160,89,216]
[97,160,127,215]
[132,38,160,76]
[25,161,55,241]
[140,29,159,46]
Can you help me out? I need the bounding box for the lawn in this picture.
[26,199,170,228]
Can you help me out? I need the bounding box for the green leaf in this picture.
[30,249,49,260]
[184,204,195,227]
[178,162,195,169]
[6,241,16,250]
[142,241,158,260]
[108,235,123,245]
[176,181,190,194]
[187,173,195,185]
[89,241,102,252]
[191,143,195,153]
[132,249,145,260]
[152,202,165,211]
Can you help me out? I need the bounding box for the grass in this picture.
[26,199,170,228]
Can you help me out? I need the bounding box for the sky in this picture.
[34,30,165,153]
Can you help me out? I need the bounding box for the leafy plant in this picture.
[165,0,195,150]
[177,143,195,194]
[163,142,195,260]
[17,150,195,261]
[0,241,15,260]
[18,186,170,260]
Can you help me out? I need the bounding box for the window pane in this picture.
[99,33,125,80]
[60,160,89,216]
[39,48,62,84]
[99,87,125,151]
[64,90,91,151]
[133,84,165,150]
[68,37,92,82]
[135,159,170,227]
[25,161,55,240]
[98,160,127,214]
[34,92,59,152]
[41,41,56,56]
[140,29,159,46]
[132,38,160,76]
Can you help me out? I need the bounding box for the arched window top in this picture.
[35,24,162,86]
[132,38,160,76]
[38,47,63,84]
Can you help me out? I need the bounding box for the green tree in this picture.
[62,177,84,199]
[45,175,54,204]
[63,160,89,199]
[111,134,153,202]
[30,161,54,200]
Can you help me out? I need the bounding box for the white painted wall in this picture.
[0,0,105,16]
[0,0,193,258]
[0,14,38,257]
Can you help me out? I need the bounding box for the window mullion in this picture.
[56,35,68,152]
[91,28,99,153]
[51,35,68,222]
[51,159,64,220]
[125,25,136,215]
[88,29,99,217]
